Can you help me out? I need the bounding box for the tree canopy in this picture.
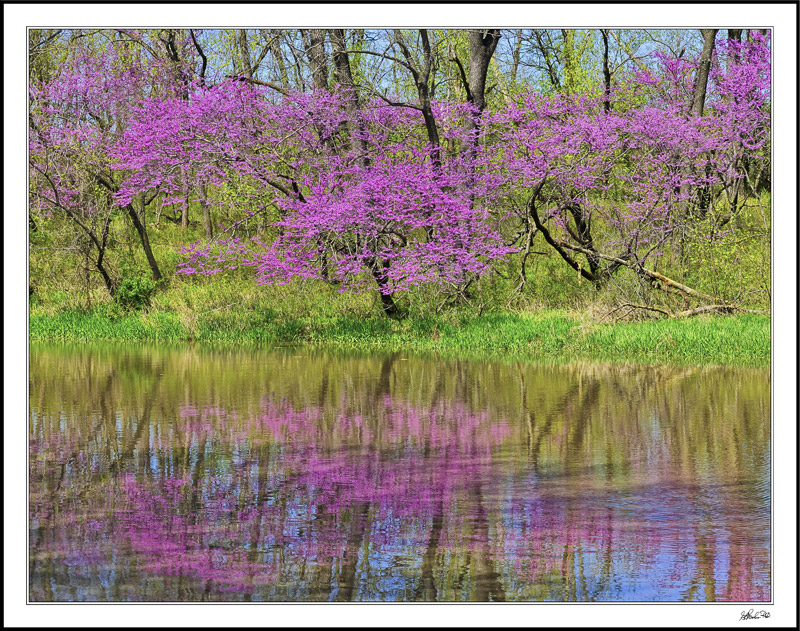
[29,29,771,317]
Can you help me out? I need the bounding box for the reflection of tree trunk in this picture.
[317,370,330,409]
[376,352,398,396]
[334,399,377,601]
[190,435,207,513]
[560,532,576,599]
[467,481,505,601]
[428,367,446,411]
[108,398,151,475]
[695,526,718,600]
[141,419,152,475]
[527,379,585,467]
[414,498,444,601]
[597,505,615,596]
[246,450,271,573]
[564,380,601,462]
[336,500,370,601]
[724,539,747,600]
[105,370,163,476]
[304,501,335,601]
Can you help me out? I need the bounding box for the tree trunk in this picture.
[394,30,441,165]
[162,29,190,100]
[378,290,399,317]
[95,213,116,297]
[452,29,500,292]
[269,29,291,90]
[601,29,612,113]
[181,183,189,230]
[676,28,719,262]
[467,29,500,114]
[237,29,253,79]
[300,29,329,91]
[562,29,578,94]
[529,193,601,284]
[200,184,213,239]
[464,29,501,149]
[126,202,163,281]
[510,29,522,84]
[329,29,354,90]
[690,29,718,117]
[329,28,369,161]
[102,176,162,282]
[94,251,115,298]
[368,258,399,317]
[533,30,562,92]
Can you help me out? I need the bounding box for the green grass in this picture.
[29,307,770,366]
[570,313,770,365]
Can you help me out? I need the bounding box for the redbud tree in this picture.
[113,83,515,315]
[33,30,770,316]
[491,32,769,310]
[29,30,213,295]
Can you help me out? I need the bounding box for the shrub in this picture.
[115,275,158,309]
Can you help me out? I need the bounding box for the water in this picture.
[29,342,771,602]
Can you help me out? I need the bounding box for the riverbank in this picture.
[29,308,770,366]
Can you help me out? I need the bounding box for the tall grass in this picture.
[571,314,769,365]
[29,308,770,366]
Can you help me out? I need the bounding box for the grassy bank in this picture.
[28,185,771,368]
[29,307,770,366]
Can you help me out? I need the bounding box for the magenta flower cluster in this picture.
[30,32,770,296]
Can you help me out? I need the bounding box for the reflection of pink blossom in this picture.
[29,367,770,601]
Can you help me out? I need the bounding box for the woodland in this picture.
[29,28,770,334]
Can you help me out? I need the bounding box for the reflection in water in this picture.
[29,343,770,601]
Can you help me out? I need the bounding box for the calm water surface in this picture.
[29,342,770,602]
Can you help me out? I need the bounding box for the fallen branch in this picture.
[207,302,239,313]
[602,302,769,322]
[674,305,770,318]
[600,302,670,322]
[556,241,720,304]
